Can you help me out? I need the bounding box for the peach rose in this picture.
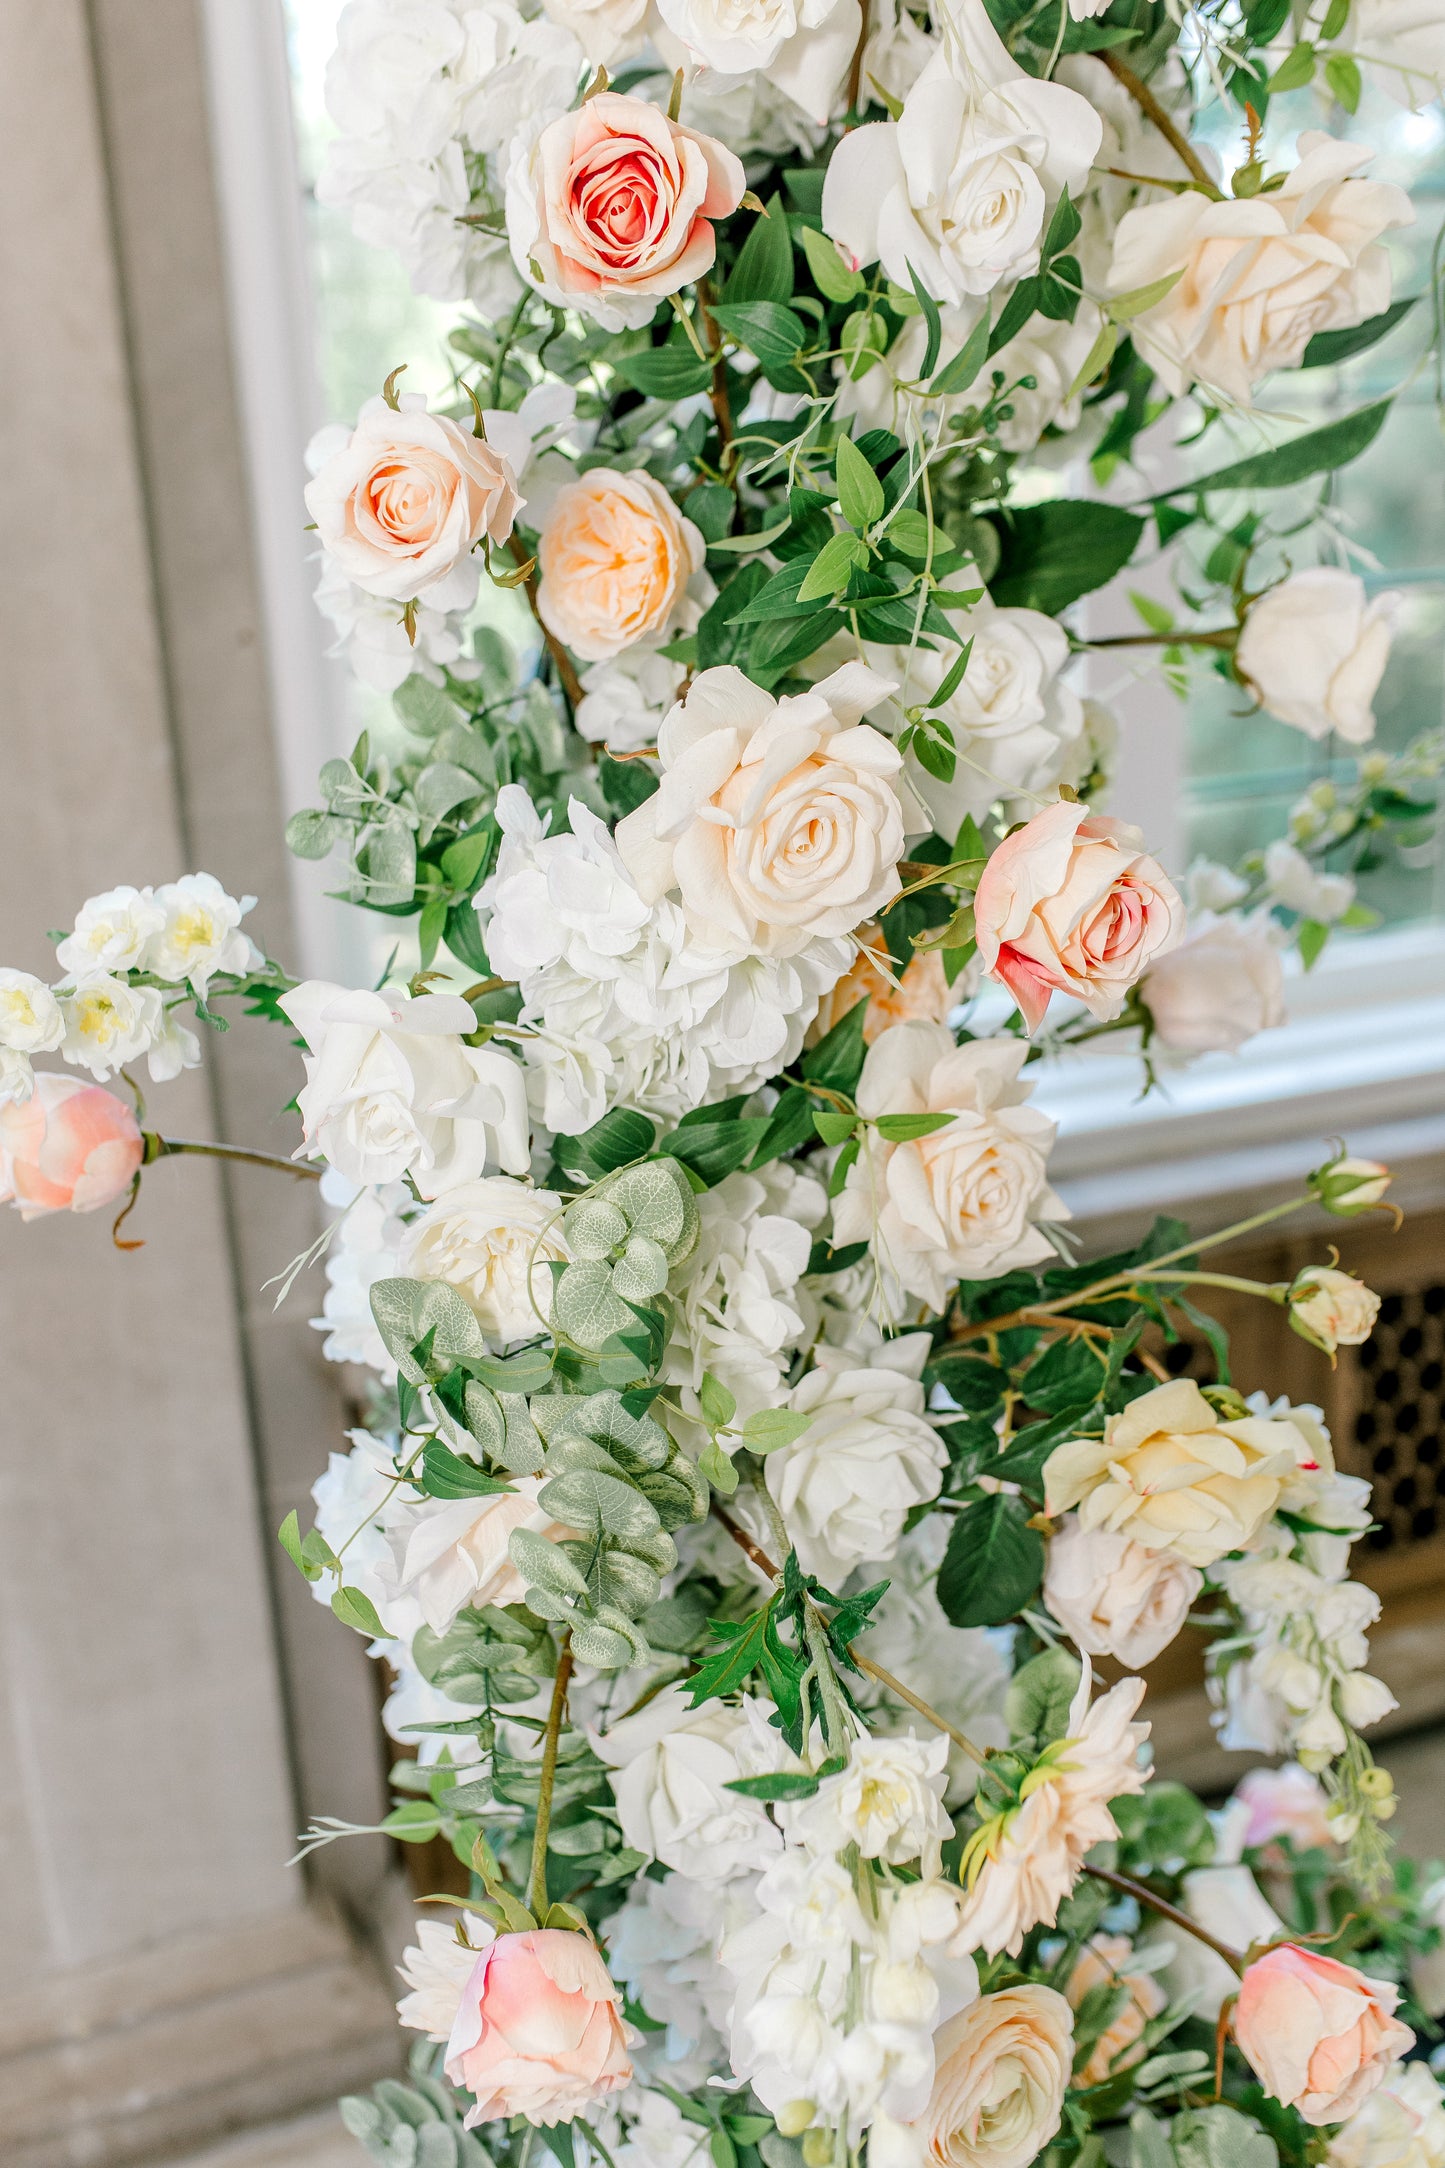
[304,393,523,608]
[974,801,1184,1035]
[1234,1945,1413,2127]
[509,92,745,328]
[0,1072,144,1220]
[1065,1936,1165,2090]
[916,1985,1073,2168]
[537,470,704,662]
[1043,1515,1202,1670]
[445,1928,633,2127]
[807,924,962,1047]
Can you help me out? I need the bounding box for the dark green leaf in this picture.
[836,432,886,530]
[724,1769,827,1800]
[988,501,1144,614]
[556,1107,657,1178]
[1158,398,1392,498]
[928,311,991,396]
[421,1440,513,1499]
[800,998,868,1094]
[687,1602,775,1706]
[615,344,711,399]
[663,1117,769,1186]
[927,1352,1010,1413]
[1020,1334,1105,1414]
[936,1494,1044,1627]
[711,301,808,372]
[698,563,769,669]
[723,195,794,306]
[988,276,1042,356]
[751,1084,815,1167]
[1301,297,1416,369]
[906,261,943,381]
[1041,185,1081,265]
[598,751,659,817]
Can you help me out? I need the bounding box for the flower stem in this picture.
[527,1635,574,1920]
[508,536,584,712]
[1086,1864,1245,1976]
[1133,1269,1287,1301]
[1081,630,1236,650]
[143,1136,322,1181]
[1100,51,1222,200]
[695,275,734,456]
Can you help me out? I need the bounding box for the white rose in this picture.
[322,0,469,146]
[56,886,165,976]
[1289,1266,1382,1356]
[1140,918,1285,1056]
[615,660,915,957]
[381,1478,565,1635]
[303,391,524,609]
[1328,2060,1445,2168]
[765,1336,947,1584]
[822,0,1100,305]
[1043,1516,1202,1669]
[833,1025,1065,1310]
[1237,570,1401,745]
[1263,839,1355,923]
[1109,132,1413,405]
[595,1685,789,1882]
[790,1731,952,1875]
[58,973,162,1082]
[1349,0,1445,110]
[656,0,860,126]
[0,971,64,1056]
[540,0,650,64]
[279,980,530,1197]
[146,873,259,992]
[403,1177,566,1343]
[577,649,687,753]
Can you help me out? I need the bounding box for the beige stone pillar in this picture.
[0,3,402,2160]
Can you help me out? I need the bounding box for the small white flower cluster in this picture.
[0,874,258,1104]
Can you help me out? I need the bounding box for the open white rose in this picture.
[791,1732,953,1875]
[615,660,916,956]
[403,1177,567,1343]
[822,0,1100,305]
[1109,133,1412,405]
[765,1336,947,1584]
[56,886,166,976]
[1140,918,1285,1056]
[833,1025,1065,1310]
[304,391,524,608]
[1237,570,1401,745]
[1043,1516,1202,1670]
[380,1479,566,1635]
[279,981,530,1197]
[656,0,861,127]
[595,1685,789,1882]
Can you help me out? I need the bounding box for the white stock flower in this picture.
[403,1177,567,1344]
[1141,917,1286,1057]
[657,0,861,127]
[1043,1515,1203,1670]
[1327,2060,1445,2168]
[0,971,64,1057]
[577,650,688,753]
[1348,1,1445,110]
[279,980,530,1196]
[58,974,162,1082]
[666,1162,826,1426]
[397,1915,492,2041]
[1109,133,1412,405]
[1238,570,1401,746]
[312,1174,414,1372]
[1213,1553,1396,1769]
[833,1025,1065,1310]
[790,1732,953,1875]
[765,1336,947,1584]
[1264,840,1355,923]
[821,0,1101,305]
[147,874,259,991]
[56,886,165,976]
[616,661,915,958]
[594,1686,791,1882]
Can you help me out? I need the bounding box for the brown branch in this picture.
[1082,630,1236,651]
[694,276,734,456]
[1087,1865,1245,1975]
[846,0,871,118]
[509,535,584,710]
[1100,51,1222,200]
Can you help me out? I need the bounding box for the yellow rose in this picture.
[537,468,704,663]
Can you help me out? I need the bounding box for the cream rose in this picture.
[657,0,861,126]
[1237,570,1401,746]
[1330,2061,1445,2168]
[615,660,914,956]
[508,92,745,330]
[1044,1377,1304,1569]
[279,981,530,1198]
[594,1685,788,1883]
[764,1337,948,1584]
[973,800,1184,1036]
[913,1985,1073,2168]
[1289,1266,1382,1356]
[1140,918,1285,1056]
[1043,1515,1202,1670]
[383,1480,568,1636]
[1235,1946,1413,2127]
[833,1024,1065,1310]
[403,1178,568,1344]
[537,470,704,663]
[1108,133,1412,405]
[303,392,524,607]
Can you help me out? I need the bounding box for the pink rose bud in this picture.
[0,1071,144,1220]
[973,800,1184,1035]
[444,1929,633,2127]
[1234,1944,1413,2126]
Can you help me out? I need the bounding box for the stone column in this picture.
[0,4,402,2161]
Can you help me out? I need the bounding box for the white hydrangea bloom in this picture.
[311,1173,414,1373]
[607,1872,744,2088]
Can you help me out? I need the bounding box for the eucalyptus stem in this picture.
[527,1635,574,1919]
[1086,1864,1245,1975]
[144,1135,322,1181]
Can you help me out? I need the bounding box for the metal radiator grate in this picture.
[1349,1285,1445,1554]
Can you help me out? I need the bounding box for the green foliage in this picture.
[988,501,1145,614]
[341,2046,496,2168]
[1160,399,1393,499]
[937,1493,1044,1626]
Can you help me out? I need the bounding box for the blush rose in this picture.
[1234,1945,1413,2127]
[444,1928,633,2127]
[0,1072,144,1220]
[537,469,705,662]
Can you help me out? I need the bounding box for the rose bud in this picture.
[444,1928,633,2126]
[1234,1944,1413,2127]
[0,1071,144,1220]
[1288,1266,1381,1356]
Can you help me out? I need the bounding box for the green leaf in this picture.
[1108,266,1185,324]
[936,1494,1044,1628]
[1070,317,1118,400]
[1020,1334,1104,1414]
[1296,916,1329,969]
[686,482,737,544]
[752,1084,815,1168]
[724,1769,826,1801]
[278,1509,318,1581]
[380,1801,445,1844]
[835,432,886,531]
[796,531,869,602]
[906,260,943,381]
[698,562,769,669]
[393,674,461,737]
[332,1585,387,1636]
[740,1408,813,1455]
[687,1602,774,1705]
[698,1439,740,1496]
[1267,38,1315,92]
[285,809,339,861]
[727,558,820,625]
[801,996,868,1094]
[699,1371,737,1430]
[440,826,493,895]
[987,501,1144,614]
[800,223,864,303]
[988,276,1042,356]
[1041,185,1081,265]
[1301,296,1416,369]
[421,1440,513,1499]
[927,1352,1009,1413]
[663,1117,769,1186]
[923,638,974,710]
[723,192,793,306]
[928,310,991,396]
[1171,2107,1278,2168]
[614,344,712,399]
[873,1111,956,1142]
[1006,1646,1082,1747]
[711,301,808,375]
[556,1107,657,1178]
[812,1109,858,1146]
[1324,50,1361,109]
[1161,397,1392,498]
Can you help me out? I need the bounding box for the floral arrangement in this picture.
[7,0,1445,2163]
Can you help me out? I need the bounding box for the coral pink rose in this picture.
[445,1928,633,2127]
[538,469,704,662]
[0,1071,144,1220]
[974,801,1184,1034]
[510,93,745,328]
[1234,1945,1413,2126]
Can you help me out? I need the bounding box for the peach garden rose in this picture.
[537,469,705,662]
[0,1072,144,1220]
[1234,1945,1413,2126]
[445,1928,633,2127]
